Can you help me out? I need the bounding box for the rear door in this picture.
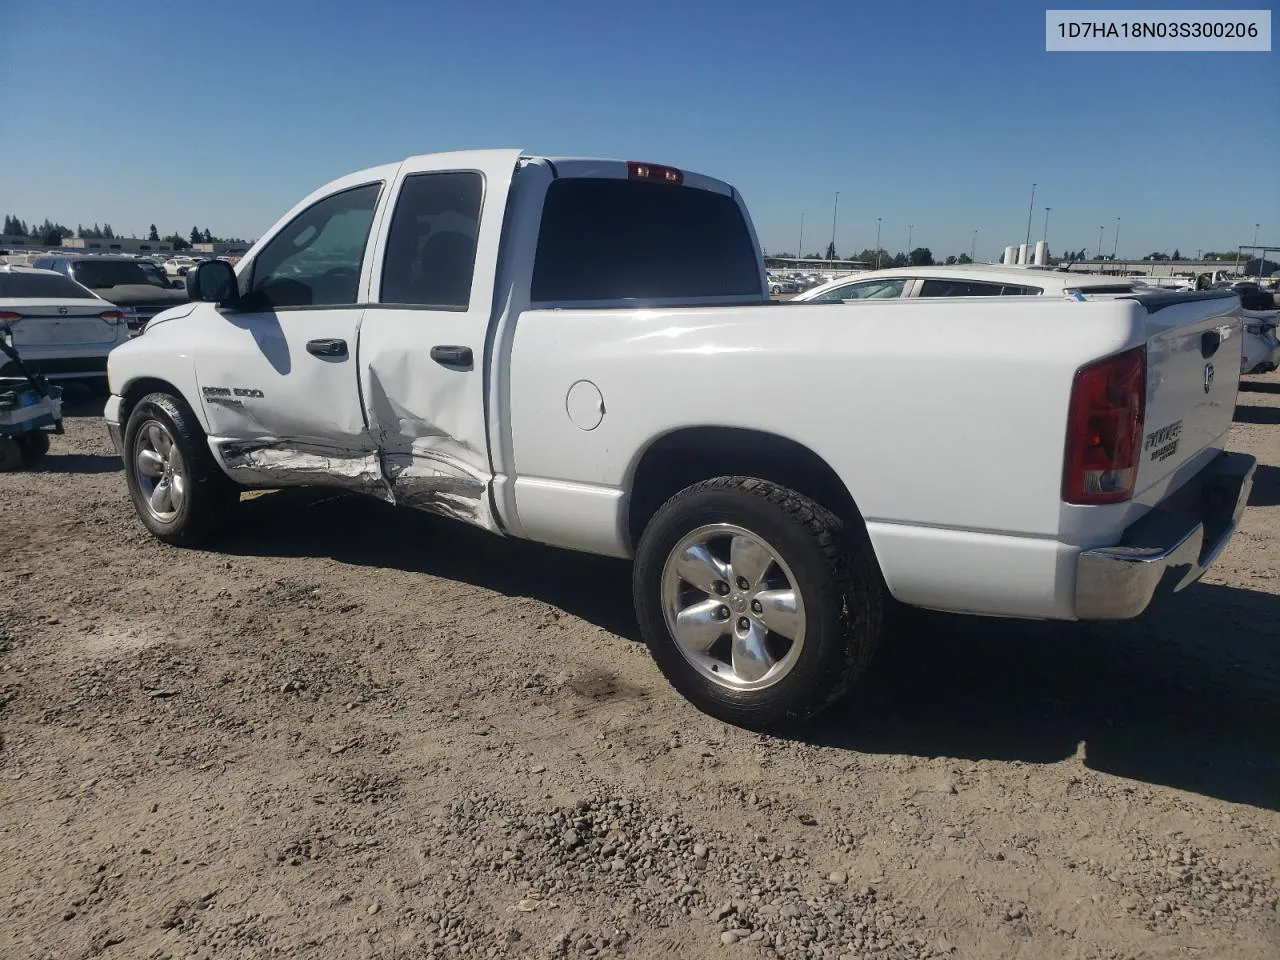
[357,149,523,529]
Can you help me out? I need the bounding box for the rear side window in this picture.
[531,179,760,302]
[999,284,1042,296]
[808,278,907,302]
[380,172,483,308]
[0,272,96,298]
[917,279,1006,298]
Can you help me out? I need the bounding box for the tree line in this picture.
[3,214,247,250]
[770,246,958,267]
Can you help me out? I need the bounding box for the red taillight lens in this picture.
[1063,345,1146,504]
[0,311,22,323]
[627,161,683,185]
[100,310,125,324]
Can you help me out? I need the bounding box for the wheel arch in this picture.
[118,376,208,434]
[625,426,873,557]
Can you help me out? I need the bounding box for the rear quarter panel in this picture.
[507,297,1150,548]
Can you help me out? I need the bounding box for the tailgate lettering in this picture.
[1144,420,1182,452]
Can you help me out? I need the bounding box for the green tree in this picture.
[824,241,836,260]
[1171,248,1182,260]
[891,252,908,267]
[103,223,115,240]
[956,253,973,264]
[202,227,214,243]
[908,247,934,266]
[165,233,192,251]
[148,224,160,241]
[190,226,202,245]
[945,255,957,265]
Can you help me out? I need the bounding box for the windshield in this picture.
[0,272,97,298]
[71,260,171,289]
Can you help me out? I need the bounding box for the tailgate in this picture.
[1134,291,1241,499]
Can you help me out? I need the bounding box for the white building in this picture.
[60,237,177,254]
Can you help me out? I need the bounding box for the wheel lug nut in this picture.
[718,606,730,620]
[736,576,750,590]
[751,599,762,614]
[737,617,750,631]
[714,581,730,596]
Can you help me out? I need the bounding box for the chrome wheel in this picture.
[660,523,806,691]
[133,420,186,522]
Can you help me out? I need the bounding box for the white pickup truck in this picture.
[104,149,1256,730]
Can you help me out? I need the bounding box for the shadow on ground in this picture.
[27,453,120,474]
[1248,463,1280,507]
[220,488,1280,811]
[1239,379,1280,395]
[1235,404,1280,425]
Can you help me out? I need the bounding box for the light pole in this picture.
[1042,207,1051,244]
[1097,225,1105,260]
[971,229,977,260]
[875,218,882,268]
[1024,183,1037,248]
[1254,223,1261,275]
[1112,217,1120,260]
[830,192,839,260]
[798,212,805,261]
[907,224,913,256]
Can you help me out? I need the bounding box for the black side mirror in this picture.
[187,259,238,306]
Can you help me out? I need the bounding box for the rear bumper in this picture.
[1074,451,1256,619]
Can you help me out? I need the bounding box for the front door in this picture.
[194,174,393,496]
[357,150,522,528]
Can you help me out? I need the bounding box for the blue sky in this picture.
[1,0,1276,260]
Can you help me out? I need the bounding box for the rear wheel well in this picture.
[627,428,865,550]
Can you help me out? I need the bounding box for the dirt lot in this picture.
[2,380,1278,960]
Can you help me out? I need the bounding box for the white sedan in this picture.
[0,267,131,380]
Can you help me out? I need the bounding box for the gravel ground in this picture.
[2,376,1278,960]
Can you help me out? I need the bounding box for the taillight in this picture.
[0,311,21,324]
[100,310,126,325]
[1063,345,1146,505]
[627,161,683,185]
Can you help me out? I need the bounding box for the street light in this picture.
[971,229,977,260]
[907,224,913,255]
[875,218,882,268]
[1042,207,1051,245]
[830,192,839,260]
[798,212,805,261]
[1097,225,1105,260]
[1254,223,1262,276]
[1112,217,1120,260]
[1024,183,1037,248]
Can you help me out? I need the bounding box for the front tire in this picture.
[122,392,237,545]
[633,477,883,730]
[16,431,50,461]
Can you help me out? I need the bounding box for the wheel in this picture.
[122,392,238,545]
[0,438,21,472]
[16,431,50,461]
[633,477,883,730]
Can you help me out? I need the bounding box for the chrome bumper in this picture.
[1075,452,1256,620]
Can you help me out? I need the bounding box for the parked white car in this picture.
[0,266,130,380]
[103,149,1254,730]
[795,263,1145,302]
[163,256,197,278]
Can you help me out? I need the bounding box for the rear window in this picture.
[918,278,1007,298]
[531,178,761,302]
[71,259,158,289]
[0,272,96,299]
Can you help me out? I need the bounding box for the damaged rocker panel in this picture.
[215,439,392,501]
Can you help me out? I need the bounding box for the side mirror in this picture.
[187,259,238,306]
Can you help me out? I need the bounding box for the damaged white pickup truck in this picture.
[105,149,1256,729]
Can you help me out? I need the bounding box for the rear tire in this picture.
[0,438,21,472]
[123,392,238,545]
[16,431,50,461]
[633,477,883,730]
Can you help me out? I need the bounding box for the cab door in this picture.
[356,149,522,528]
[193,166,397,495]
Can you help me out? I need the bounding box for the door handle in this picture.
[306,338,348,358]
[430,345,473,369]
